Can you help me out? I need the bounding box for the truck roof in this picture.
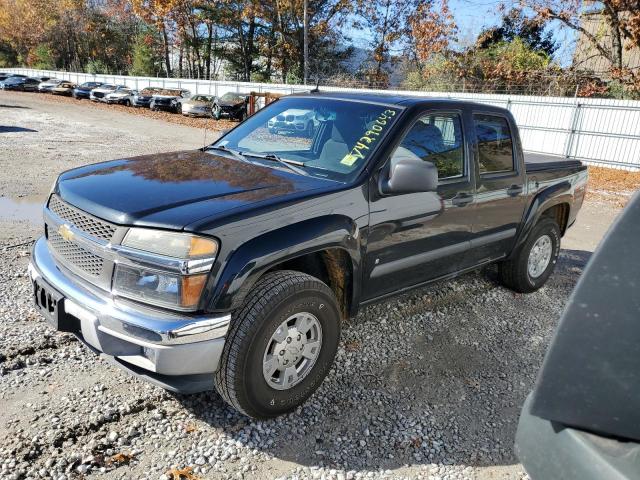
[290,90,508,112]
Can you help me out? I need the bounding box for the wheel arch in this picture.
[509,181,573,260]
[207,215,361,319]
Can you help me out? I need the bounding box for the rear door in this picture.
[467,112,527,264]
[364,108,477,300]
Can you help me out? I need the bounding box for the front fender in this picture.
[509,181,573,259]
[207,215,361,312]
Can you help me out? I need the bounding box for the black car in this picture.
[30,93,587,419]
[212,92,249,121]
[150,88,191,113]
[132,87,161,108]
[72,81,103,99]
[0,76,40,91]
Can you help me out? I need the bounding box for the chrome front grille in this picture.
[48,230,104,277]
[48,195,116,242]
[45,195,121,289]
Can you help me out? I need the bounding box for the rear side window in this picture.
[474,114,514,174]
[398,113,465,179]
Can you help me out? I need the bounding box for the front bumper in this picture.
[28,237,230,393]
[182,106,211,117]
[133,98,152,107]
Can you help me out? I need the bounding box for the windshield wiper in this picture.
[242,152,309,176]
[207,145,248,162]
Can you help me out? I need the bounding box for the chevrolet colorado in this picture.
[29,92,587,419]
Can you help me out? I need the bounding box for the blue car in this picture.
[72,81,104,99]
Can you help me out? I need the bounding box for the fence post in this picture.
[564,102,582,159]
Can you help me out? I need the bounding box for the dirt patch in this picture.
[587,166,640,207]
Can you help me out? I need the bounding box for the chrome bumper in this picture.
[29,237,230,384]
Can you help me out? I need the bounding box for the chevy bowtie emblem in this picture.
[58,224,74,242]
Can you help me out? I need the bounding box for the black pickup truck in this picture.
[29,92,587,419]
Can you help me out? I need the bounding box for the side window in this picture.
[473,114,515,174]
[397,113,465,179]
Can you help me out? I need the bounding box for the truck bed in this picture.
[525,152,584,172]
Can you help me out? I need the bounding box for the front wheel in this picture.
[499,217,561,293]
[214,270,341,419]
[212,104,222,120]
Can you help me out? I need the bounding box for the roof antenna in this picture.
[203,110,209,151]
[310,77,320,93]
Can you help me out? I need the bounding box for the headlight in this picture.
[122,228,217,258]
[113,229,218,310]
[113,264,208,310]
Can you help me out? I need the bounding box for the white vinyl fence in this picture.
[3,68,640,171]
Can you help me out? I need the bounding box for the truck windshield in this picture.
[209,97,402,181]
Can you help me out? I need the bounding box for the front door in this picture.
[363,110,477,301]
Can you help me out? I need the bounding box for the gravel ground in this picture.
[0,91,625,480]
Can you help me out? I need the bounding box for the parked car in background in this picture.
[133,87,160,108]
[268,108,318,137]
[0,73,27,81]
[211,92,248,121]
[38,78,63,93]
[0,76,40,91]
[31,76,51,82]
[90,84,127,102]
[150,88,191,113]
[105,88,136,106]
[72,82,103,99]
[51,81,77,96]
[181,94,214,117]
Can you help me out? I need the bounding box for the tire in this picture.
[212,105,221,120]
[214,270,341,419]
[124,99,131,107]
[498,217,561,293]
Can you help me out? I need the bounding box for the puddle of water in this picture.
[0,195,46,224]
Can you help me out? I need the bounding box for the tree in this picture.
[522,0,640,70]
[477,7,557,56]
[130,32,163,75]
[407,0,457,70]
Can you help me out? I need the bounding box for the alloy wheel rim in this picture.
[262,312,323,391]
[528,234,553,279]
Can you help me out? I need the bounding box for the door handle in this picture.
[452,193,473,207]
[507,184,523,196]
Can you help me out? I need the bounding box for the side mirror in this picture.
[379,154,438,195]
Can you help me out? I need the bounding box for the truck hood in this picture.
[56,150,335,230]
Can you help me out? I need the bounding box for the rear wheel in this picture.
[499,217,561,293]
[214,270,341,419]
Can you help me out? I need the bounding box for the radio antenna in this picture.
[203,111,209,150]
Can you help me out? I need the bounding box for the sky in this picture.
[349,0,577,66]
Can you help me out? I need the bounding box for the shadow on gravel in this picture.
[0,125,37,133]
[0,103,30,109]
[178,248,592,473]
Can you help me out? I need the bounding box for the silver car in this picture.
[104,88,137,106]
[181,95,214,117]
[38,78,63,93]
[267,109,317,137]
